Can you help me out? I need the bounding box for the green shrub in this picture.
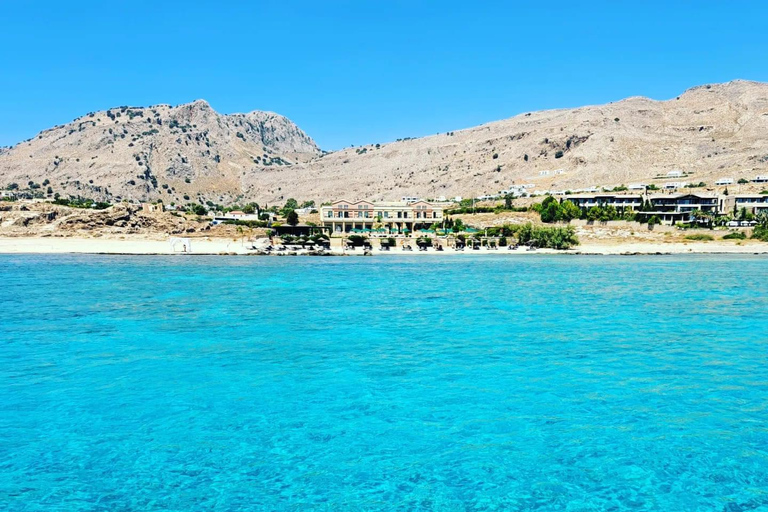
[508,223,578,249]
[684,234,714,241]
[752,225,768,242]
[722,232,746,240]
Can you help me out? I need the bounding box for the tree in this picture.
[559,200,581,221]
[283,198,298,210]
[539,196,561,223]
[504,194,514,209]
[192,204,208,216]
[286,210,299,226]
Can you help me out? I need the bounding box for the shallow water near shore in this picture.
[2,254,768,510]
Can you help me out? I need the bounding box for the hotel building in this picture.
[321,200,444,234]
[724,195,768,215]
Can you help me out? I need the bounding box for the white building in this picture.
[715,178,734,186]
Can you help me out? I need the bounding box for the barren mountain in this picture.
[2,80,768,205]
[248,79,768,202]
[0,100,320,204]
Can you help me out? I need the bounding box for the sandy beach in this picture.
[1,236,766,256]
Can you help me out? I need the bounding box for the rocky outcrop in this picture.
[0,100,320,204]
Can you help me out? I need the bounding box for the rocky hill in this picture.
[2,80,768,205]
[250,80,768,202]
[0,100,320,204]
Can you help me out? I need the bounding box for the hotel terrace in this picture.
[321,200,444,234]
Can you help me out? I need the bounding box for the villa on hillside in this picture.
[141,203,163,213]
[564,194,643,210]
[211,210,262,225]
[320,199,443,234]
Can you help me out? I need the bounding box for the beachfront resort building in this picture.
[637,193,719,224]
[724,195,768,215]
[321,199,444,234]
[563,192,724,224]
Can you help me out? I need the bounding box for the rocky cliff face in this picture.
[0,100,320,204]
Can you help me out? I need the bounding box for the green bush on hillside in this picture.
[684,234,714,241]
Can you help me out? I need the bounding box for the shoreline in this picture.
[0,236,766,256]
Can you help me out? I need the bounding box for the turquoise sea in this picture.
[2,254,768,511]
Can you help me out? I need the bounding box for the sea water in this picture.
[1,254,767,511]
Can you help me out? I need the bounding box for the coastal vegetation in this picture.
[52,196,111,210]
[483,222,579,249]
[535,196,634,223]
[534,196,581,222]
[722,232,746,240]
[684,234,714,241]
[752,215,768,242]
[223,219,269,228]
[444,197,528,215]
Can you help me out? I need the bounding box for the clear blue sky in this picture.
[1,1,767,150]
